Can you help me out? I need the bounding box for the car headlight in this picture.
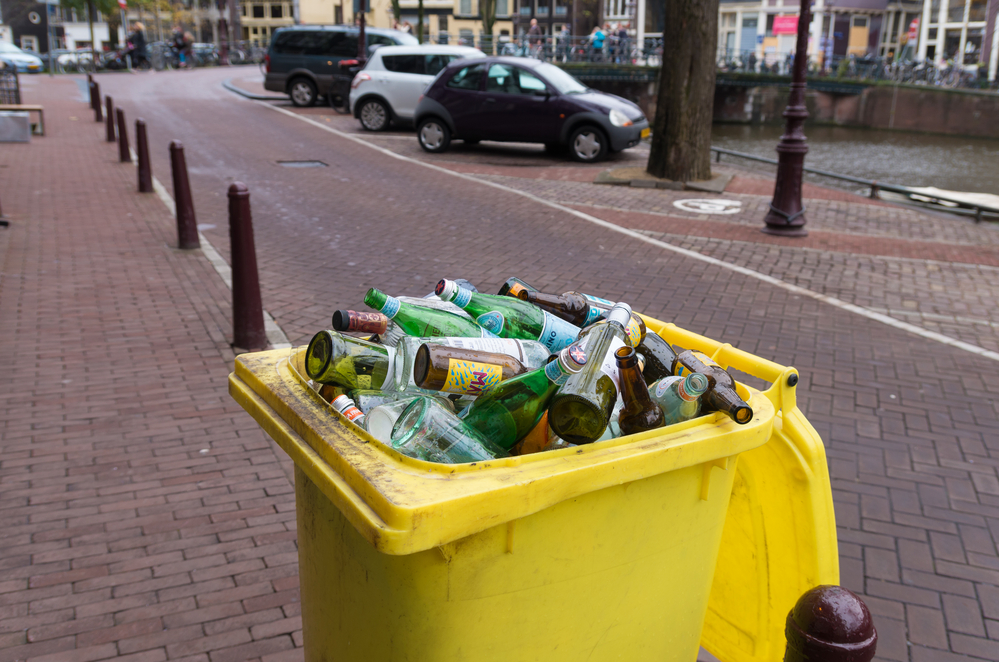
[609,109,633,127]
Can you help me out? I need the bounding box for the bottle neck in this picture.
[617,349,654,407]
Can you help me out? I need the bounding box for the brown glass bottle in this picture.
[413,344,530,396]
[615,346,665,436]
[671,350,753,425]
[331,309,389,335]
[636,332,677,384]
[517,290,594,326]
[497,277,537,299]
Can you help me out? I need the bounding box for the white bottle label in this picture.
[538,311,581,353]
[654,376,682,399]
[438,337,527,362]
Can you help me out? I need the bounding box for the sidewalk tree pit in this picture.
[304,277,753,462]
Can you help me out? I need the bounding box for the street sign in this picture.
[773,15,799,35]
[118,0,127,8]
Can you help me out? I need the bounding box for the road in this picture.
[90,67,999,662]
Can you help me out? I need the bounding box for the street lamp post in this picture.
[762,0,811,237]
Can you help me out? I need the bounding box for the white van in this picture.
[349,44,485,131]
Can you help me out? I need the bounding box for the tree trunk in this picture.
[646,0,719,182]
[417,0,424,43]
[87,0,97,67]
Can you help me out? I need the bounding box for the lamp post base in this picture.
[762,204,809,237]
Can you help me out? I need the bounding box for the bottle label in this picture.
[544,359,570,385]
[476,311,506,336]
[451,287,473,309]
[676,352,718,377]
[442,337,525,362]
[654,376,682,399]
[442,359,503,396]
[583,306,605,326]
[623,317,643,348]
[339,405,365,423]
[581,293,615,309]
[538,311,580,353]
[380,296,401,319]
[343,311,389,334]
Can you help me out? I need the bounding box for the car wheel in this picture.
[359,99,390,131]
[568,126,608,163]
[417,118,451,154]
[289,78,317,107]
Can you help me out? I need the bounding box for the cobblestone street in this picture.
[1,69,998,662]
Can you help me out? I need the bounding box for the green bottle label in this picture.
[381,296,401,319]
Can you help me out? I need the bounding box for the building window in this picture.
[965,26,983,62]
[968,0,987,21]
[929,0,940,24]
[252,5,265,18]
[460,0,472,15]
[497,0,508,16]
[947,0,966,23]
[270,3,283,18]
[20,36,39,52]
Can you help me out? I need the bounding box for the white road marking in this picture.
[244,93,999,363]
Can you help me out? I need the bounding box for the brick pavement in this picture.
[0,76,303,662]
[2,70,999,662]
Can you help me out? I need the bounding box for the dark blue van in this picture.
[264,25,419,107]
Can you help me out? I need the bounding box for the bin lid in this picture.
[229,346,775,556]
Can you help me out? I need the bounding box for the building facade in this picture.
[917,0,999,79]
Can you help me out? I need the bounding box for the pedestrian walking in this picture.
[127,22,150,70]
[588,25,605,62]
[527,18,543,58]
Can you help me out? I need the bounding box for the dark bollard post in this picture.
[785,585,877,662]
[116,108,130,163]
[170,141,199,249]
[93,82,103,122]
[0,189,8,227]
[88,81,98,111]
[105,96,116,142]
[135,119,153,193]
[228,183,267,350]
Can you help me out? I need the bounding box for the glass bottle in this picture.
[331,310,389,335]
[389,336,552,393]
[378,295,478,347]
[414,344,533,396]
[391,397,507,464]
[347,389,453,413]
[615,346,665,436]
[436,278,581,352]
[305,330,394,390]
[517,289,616,326]
[459,344,586,451]
[365,395,437,443]
[331,394,366,426]
[578,312,646,349]
[649,373,709,425]
[672,350,753,424]
[548,303,633,444]
[636,332,677,384]
[497,277,537,298]
[364,287,494,339]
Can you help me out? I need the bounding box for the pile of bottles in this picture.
[303,277,754,464]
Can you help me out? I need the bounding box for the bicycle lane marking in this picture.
[244,91,999,364]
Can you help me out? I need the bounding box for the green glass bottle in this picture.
[364,287,494,339]
[459,344,586,451]
[548,303,633,444]
[436,278,581,353]
[648,373,709,425]
[305,330,394,390]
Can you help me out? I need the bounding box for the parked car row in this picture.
[264,25,649,163]
[0,42,44,73]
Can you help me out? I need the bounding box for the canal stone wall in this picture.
[563,66,999,139]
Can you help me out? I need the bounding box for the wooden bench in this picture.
[0,104,44,135]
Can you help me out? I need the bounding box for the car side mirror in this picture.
[534,89,551,98]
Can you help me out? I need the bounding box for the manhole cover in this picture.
[277,160,328,168]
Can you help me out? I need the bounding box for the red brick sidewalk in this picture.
[0,77,303,662]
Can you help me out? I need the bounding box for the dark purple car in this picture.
[413,56,649,163]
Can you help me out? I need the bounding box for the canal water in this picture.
[711,124,999,195]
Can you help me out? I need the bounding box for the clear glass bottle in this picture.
[548,303,633,444]
[436,278,581,352]
[648,373,709,425]
[391,397,507,464]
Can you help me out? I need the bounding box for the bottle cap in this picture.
[605,302,633,328]
[332,309,389,334]
[331,395,365,423]
[562,343,587,371]
[435,278,458,301]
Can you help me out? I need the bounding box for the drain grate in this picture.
[277,160,328,168]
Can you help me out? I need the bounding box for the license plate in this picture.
[640,128,650,138]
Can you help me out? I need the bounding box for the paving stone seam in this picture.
[127,146,292,350]
[243,94,999,366]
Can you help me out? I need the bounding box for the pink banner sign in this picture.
[773,16,799,35]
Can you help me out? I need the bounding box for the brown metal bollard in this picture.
[784,585,877,662]
[105,96,116,142]
[93,82,103,122]
[228,183,267,350]
[135,120,153,193]
[88,80,98,110]
[116,108,130,163]
[170,141,199,249]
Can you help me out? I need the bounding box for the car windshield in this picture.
[532,63,588,94]
[0,43,23,54]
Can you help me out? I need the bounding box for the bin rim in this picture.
[229,314,794,555]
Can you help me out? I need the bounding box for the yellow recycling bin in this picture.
[229,315,838,662]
